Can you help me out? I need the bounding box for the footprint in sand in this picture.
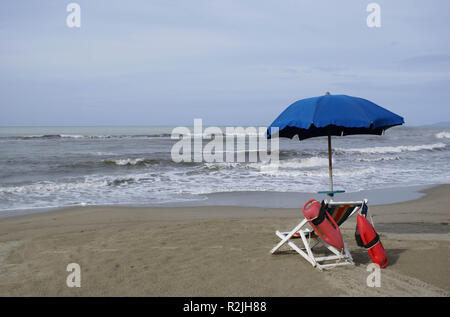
[323,265,449,297]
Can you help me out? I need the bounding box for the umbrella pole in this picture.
[327,132,333,194]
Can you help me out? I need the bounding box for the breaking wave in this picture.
[436,131,450,139]
[277,157,329,169]
[336,143,446,154]
[358,156,400,162]
[2,134,173,140]
[202,156,329,171]
[102,158,154,166]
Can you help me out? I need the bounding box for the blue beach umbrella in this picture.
[267,92,404,197]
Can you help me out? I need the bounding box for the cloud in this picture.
[397,54,450,70]
[0,1,449,125]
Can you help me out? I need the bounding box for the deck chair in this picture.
[271,199,368,270]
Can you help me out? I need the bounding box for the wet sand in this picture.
[0,185,449,296]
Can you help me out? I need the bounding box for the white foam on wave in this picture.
[359,156,400,162]
[94,151,116,156]
[278,157,330,169]
[204,162,241,169]
[104,158,145,166]
[0,171,163,206]
[246,157,330,171]
[436,131,450,139]
[336,143,446,154]
[60,134,85,139]
[258,165,377,178]
[0,179,109,194]
[0,171,160,195]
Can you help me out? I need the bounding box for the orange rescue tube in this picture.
[356,214,388,268]
[302,199,344,250]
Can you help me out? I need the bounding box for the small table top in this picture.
[317,190,346,197]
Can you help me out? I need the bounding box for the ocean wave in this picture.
[172,131,266,138]
[60,134,85,139]
[1,131,282,140]
[436,131,450,139]
[0,179,108,194]
[107,177,136,186]
[101,157,197,167]
[257,166,377,177]
[2,134,99,140]
[102,158,151,166]
[247,157,329,170]
[1,133,173,140]
[336,143,446,154]
[0,174,155,194]
[358,156,400,162]
[61,158,157,169]
[202,156,329,171]
[133,133,172,138]
[278,157,329,168]
[203,162,242,170]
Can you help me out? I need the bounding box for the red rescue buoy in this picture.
[356,214,388,268]
[302,199,344,250]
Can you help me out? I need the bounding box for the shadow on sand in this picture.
[271,246,408,267]
[351,248,407,266]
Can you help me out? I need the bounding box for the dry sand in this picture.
[0,185,449,296]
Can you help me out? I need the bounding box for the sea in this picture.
[0,125,449,215]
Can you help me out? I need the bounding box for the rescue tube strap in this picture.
[355,228,365,247]
[311,201,327,226]
[363,233,380,249]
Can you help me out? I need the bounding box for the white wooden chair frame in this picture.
[270,199,368,270]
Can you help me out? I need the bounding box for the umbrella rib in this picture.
[312,95,324,128]
[355,97,374,127]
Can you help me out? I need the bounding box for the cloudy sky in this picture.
[0,0,449,126]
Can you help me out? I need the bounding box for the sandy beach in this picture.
[0,185,449,297]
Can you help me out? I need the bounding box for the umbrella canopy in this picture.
[267,93,404,140]
[267,93,404,197]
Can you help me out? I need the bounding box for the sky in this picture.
[0,0,449,126]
